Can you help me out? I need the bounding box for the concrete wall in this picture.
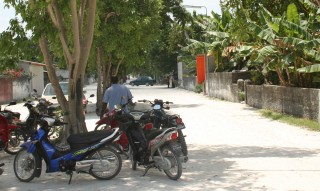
[182,77,197,91]
[246,85,320,122]
[13,78,31,101]
[30,64,44,94]
[0,78,13,104]
[182,72,320,122]
[207,72,251,102]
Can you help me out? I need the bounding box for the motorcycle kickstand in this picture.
[67,171,73,184]
[142,166,151,177]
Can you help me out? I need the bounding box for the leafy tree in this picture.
[91,0,162,114]
[0,19,41,72]
[147,0,192,77]
[4,0,97,136]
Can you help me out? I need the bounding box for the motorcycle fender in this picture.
[20,141,37,153]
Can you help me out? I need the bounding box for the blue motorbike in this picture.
[13,116,122,184]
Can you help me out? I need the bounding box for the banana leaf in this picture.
[255,45,277,63]
[297,64,320,73]
[287,3,300,24]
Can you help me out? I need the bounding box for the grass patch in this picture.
[260,109,320,131]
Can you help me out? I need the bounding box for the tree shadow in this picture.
[1,143,317,190]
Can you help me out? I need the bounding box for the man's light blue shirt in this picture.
[102,84,133,111]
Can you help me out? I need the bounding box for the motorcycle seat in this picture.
[67,129,114,146]
[144,129,164,141]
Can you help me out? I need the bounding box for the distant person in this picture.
[169,74,173,88]
[100,75,133,119]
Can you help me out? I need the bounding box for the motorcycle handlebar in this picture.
[137,99,173,105]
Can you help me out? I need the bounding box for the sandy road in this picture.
[1,84,320,191]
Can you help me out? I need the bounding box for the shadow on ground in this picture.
[1,143,316,191]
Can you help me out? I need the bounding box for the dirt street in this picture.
[1,84,320,191]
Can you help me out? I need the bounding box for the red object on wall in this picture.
[196,54,206,84]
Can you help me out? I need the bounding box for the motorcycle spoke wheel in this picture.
[14,148,40,182]
[47,125,63,142]
[89,147,122,180]
[4,131,24,155]
[129,145,137,170]
[162,145,182,180]
[94,124,111,131]
[178,129,188,156]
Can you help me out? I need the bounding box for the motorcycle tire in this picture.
[177,129,188,156]
[4,130,25,155]
[14,148,41,182]
[161,144,182,180]
[129,145,137,170]
[94,123,111,131]
[88,146,122,180]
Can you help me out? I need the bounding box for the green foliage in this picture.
[0,18,41,73]
[177,0,320,88]
[194,83,203,93]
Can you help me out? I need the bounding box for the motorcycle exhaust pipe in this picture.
[180,156,188,163]
[75,160,95,173]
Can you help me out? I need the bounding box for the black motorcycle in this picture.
[136,99,188,160]
[114,103,183,180]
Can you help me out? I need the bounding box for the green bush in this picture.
[194,83,203,93]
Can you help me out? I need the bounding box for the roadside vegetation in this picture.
[260,109,320,131]
[0,0,319,137]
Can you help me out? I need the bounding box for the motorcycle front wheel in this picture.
[4,130,25,155]
[161,145,182,180]
[128,145,137,170]
[94,123,111,131]
[14,148,41,182]
[88,147,122,180]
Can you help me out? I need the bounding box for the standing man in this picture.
[100,75,133,119]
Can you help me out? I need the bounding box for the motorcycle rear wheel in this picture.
[14,148,41,182]
[88,147,122,180]
[177,129,188,156]
[161,145,182,180]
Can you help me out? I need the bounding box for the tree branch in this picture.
[47,0,73,66]
[71,0,81,73]
[78,0,96,75]
[78,0,87,43]
[39,34,68,110]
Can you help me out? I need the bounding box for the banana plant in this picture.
[245,3,320,86]
[182,9,242,72]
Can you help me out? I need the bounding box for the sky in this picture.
[0,0,221,33]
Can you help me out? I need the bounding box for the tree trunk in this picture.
[46,0,97,135]
[275,65,287,86]
[96,47,103,115]
[114,58,123,76]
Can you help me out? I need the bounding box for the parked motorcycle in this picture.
[0,116,7,175]
[1,98,64,155]
[0,101,27,155]
[13,116,122,184]
[136,99,188,159]
[95,108,129,155]
[114,103,183,180]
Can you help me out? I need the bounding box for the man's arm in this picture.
[100,102,108,119]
